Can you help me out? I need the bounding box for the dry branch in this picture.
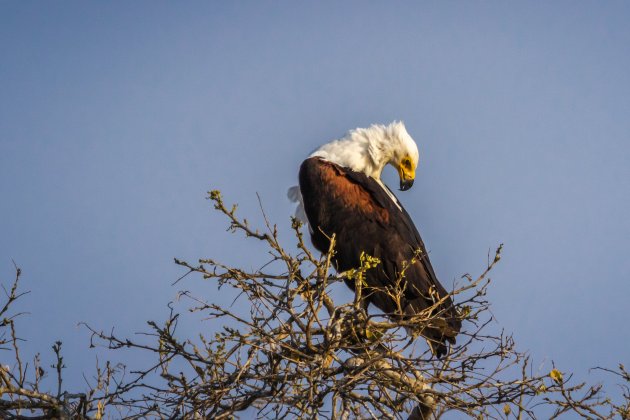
[1,191,628,419]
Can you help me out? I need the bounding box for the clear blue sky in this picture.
[1,2,629,398]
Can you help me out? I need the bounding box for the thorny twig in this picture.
[1,190,628,419]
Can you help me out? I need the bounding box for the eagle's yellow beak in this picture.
[398,160,415,191]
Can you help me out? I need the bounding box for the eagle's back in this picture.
[299,157,461,357]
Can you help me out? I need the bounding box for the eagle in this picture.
[288,121,461,357]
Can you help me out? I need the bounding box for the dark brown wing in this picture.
[299,157,461,356]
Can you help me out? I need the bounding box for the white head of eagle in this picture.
[289,121,460,358]
[310,121,419,193]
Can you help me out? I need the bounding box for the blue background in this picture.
[1,1,628,407]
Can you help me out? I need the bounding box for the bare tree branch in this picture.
[1,190,628,419]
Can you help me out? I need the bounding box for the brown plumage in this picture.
[298,156,460,357]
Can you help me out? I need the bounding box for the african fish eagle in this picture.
[288,121,461,357]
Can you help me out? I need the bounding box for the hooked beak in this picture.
[399,178,414,191]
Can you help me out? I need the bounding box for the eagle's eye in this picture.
[402,158,412,169]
